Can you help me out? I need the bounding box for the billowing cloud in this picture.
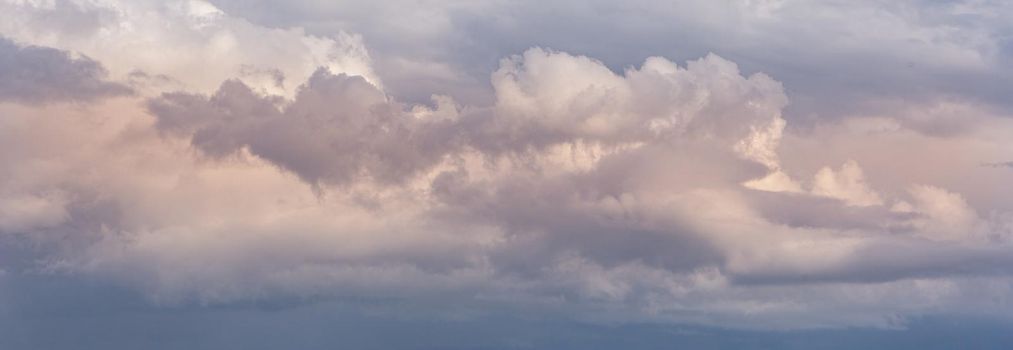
[811,160,884,207]
[3,41,1011,329]
[147,48,787,188]
[3,0,1013,347]
[205,0,1013,119]
[0,36,130,103]
[0,0,377,95]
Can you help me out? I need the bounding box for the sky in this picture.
[1,0,1013,348]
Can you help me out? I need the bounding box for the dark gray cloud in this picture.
[0,37,131,104]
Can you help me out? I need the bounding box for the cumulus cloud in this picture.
[0,0,377,96]
[146,48,787,189]
[205,0,1013,120]
[901,185,985,242]
[811,160,884,207]
[1,42,1008,331]
[0,36,130,103]
[486,49,787,154]
[148,70,459,186]
[4,0,1013,337]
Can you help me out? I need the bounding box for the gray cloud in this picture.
[207,0,1013,124]
[149,70,461,186]
[148,48,786,187]
[0,37,131,104]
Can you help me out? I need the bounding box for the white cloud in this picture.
[0,0,378,96]
[906,185,983,242]
[811,160,884,207]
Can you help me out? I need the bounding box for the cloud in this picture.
[0,0,377,96]
[147,48,786,188]
[205,0,1013,120]
[0,37,131,104]
[901,185,987,242]
[982,161,1013,168]
[0,192,68,233]
[3,41,1013,330]
[0,42,1005,332]
[148,70,460,186]
[4,0,1013,338]
[811,160,884,207]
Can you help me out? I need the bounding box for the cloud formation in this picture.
[3,0,1013,344]
[0,36,130,103]
[0,0,377,95]
[205,0,1013,119]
